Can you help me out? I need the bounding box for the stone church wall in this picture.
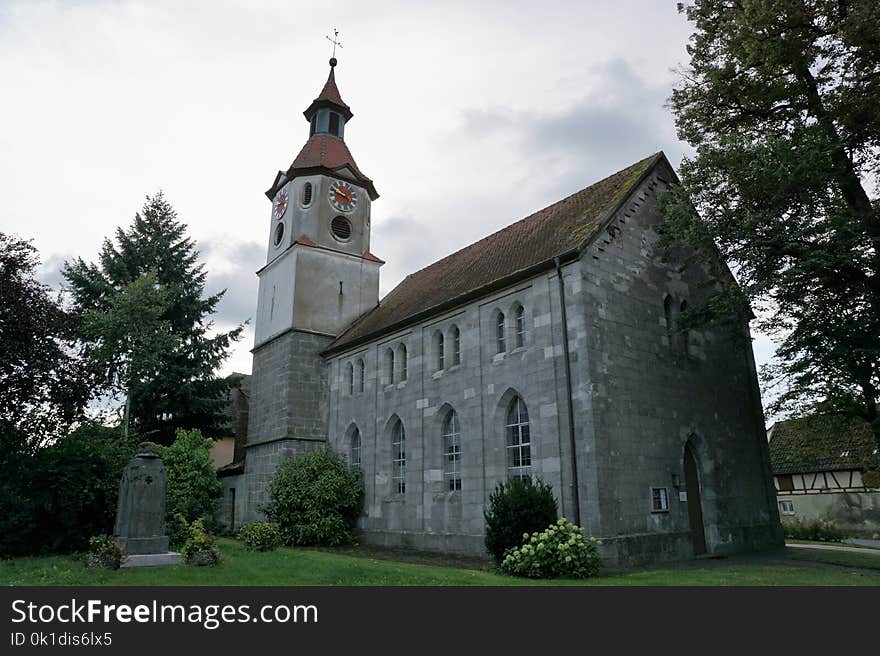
[242,329,333,523]
[326,270,579,554]
[575,166,783,565]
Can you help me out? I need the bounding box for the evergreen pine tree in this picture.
[63,193,243,442]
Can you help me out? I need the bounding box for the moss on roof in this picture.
[768,414,878,475]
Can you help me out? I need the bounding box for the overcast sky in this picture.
[0,0,780,414]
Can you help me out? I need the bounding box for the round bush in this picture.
[501,518,602,579]
[484,477,558,564]
[863,470,880,490]
[238,522,282,551]
[263,448,364,546]
[86,535,126,570]
[181,518,220,566]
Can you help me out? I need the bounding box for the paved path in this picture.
[786,542,880,555]
[844,538,880,549]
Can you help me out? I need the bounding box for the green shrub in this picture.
[180,518,220,566]
[501,518,602,579]
[484,477,558,564]
[863,470,880,489]
[237,522,282,551]
[783,517,845,542]
[0,423,133,557]
[263,448,364,546]
[86,535,126,570]
[160,428,222,546]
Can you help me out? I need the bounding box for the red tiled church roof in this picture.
[324,152,664,354]
[291,134,369,181]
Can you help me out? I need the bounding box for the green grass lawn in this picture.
[2,539,879,586]
[785,548,880,570]
[787,539,880,550]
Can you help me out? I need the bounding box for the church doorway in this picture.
[683,443,707,555]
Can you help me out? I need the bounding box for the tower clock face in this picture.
[272,188,289,221]
[328,180,358,213]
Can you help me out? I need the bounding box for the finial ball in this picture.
[329,57,337,67]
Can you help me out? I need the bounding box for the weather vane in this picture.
[326,28,343,60]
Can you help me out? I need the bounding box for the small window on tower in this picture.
[329,112,340,136]
[302,182,313,206]
[310,115,316,137]
[331,216,352,241]
[273,222,284,247]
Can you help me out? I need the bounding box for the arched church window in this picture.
[273,222,284,247]
[329,112,340,136]
[443,410,462,491]
[451,325,461,366]
[384,348,395,385]
[350,428,361,468]
[346,362,354,396]
[398,344,408,382]
[309,115,316,137]
[302,182,313,206]
[514,305,526,348]
[331,216,352,241]
[497,312,507,353]
[505,396,531,480]
[392,420,406,494]
[356,359,365,394]
[435,331,445,371]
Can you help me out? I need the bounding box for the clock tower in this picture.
[244,57,382,519]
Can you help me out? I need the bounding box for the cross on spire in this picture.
[326,28,343,61]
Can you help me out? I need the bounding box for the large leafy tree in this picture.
[64,193,243,443]
[662,1,880,447]
[0,232,89,447]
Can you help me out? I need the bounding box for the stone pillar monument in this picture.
[114,442,180,567]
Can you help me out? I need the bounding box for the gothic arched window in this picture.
[497,312,507,353]
[356,358,365,394]
[398,343,408,382]
[443,410,462,491]
[346,362,354,396]
[384,348,395,385]
[505,396,531,480]
[392,420,406,494]
[435,331,445,371]
[350,428,361,468]
[450,325,461,366]
[514,305,526,348]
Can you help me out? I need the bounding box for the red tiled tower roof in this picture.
[266,59,377,200]
[303,66,352,121]
[290,134,371,183]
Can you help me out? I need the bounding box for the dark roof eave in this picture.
[265,165,379,201]
[303,99,354,122]
[322,249,581,357]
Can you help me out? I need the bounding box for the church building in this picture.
[228,58,783,565]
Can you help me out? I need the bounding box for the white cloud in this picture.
[2,0,781,408]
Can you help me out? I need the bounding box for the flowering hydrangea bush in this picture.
[500,518,602,579]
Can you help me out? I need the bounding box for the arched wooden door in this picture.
[684,443,707,555]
